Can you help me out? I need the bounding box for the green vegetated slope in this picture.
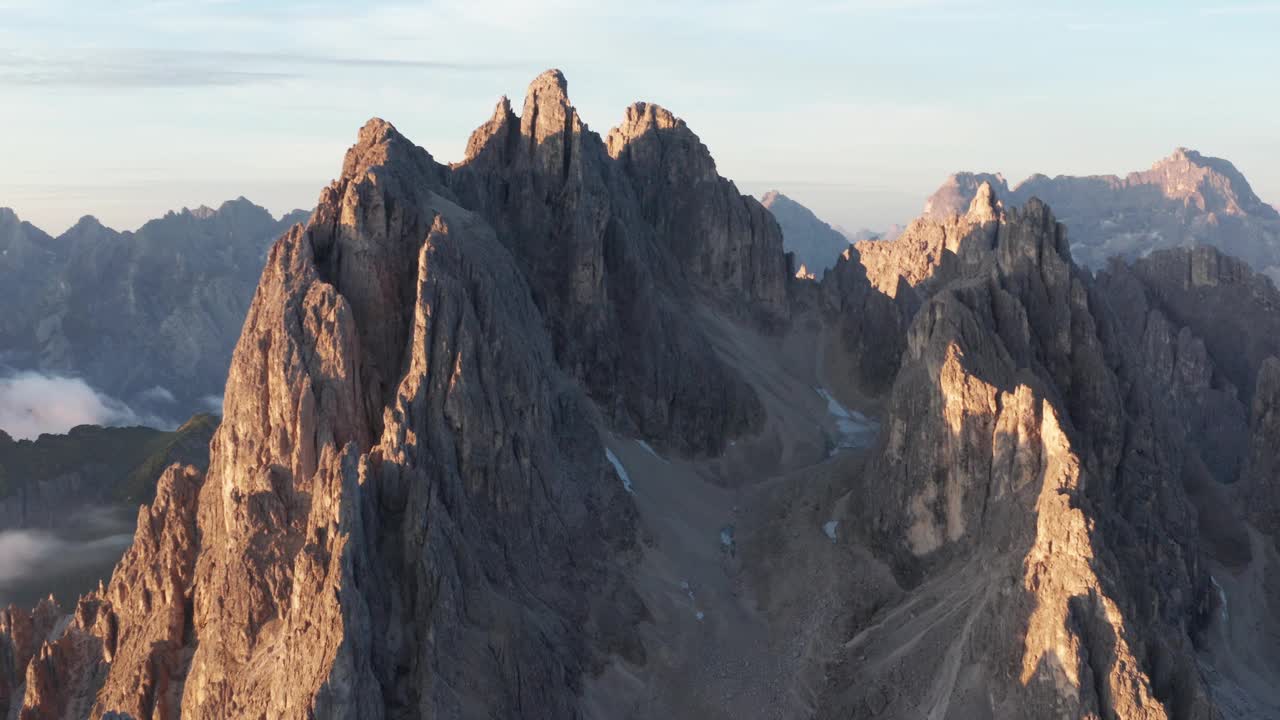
[0,413,216,503]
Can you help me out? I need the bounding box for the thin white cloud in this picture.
[0,48,502,89]
[0,506,135,607]
[0,370,169,439]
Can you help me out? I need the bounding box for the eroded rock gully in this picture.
[3,72,1280,720]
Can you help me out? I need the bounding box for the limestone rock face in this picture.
[1245,358,1280,537]
[0,598,60,714]
[760,190,850,274]
[451,70,778,455]
[823,194,1217,719]
[923,149,1280,277]
[2,70,791,719]
[818,184,1002,396]
[12,463,202,720]
[10,73,1280,720]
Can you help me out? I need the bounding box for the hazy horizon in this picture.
[3,0,1277,235]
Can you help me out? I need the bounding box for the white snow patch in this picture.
[823,520,839,542]
[1210,575,1229,625]
[815,387,878,450]
[637,439,666,462]
[605,448,634,494]
[680,580,705,621]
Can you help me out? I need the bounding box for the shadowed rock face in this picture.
[923,149,1280,279]
[451,72,783,456]
[760,190,850,274]
[5,80,1280,720]
[0,69,785,720]
[0,199,309,421]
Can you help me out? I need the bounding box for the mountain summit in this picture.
[924,149,1280,278]
[4,75,1280,720]
[760,190,850,274]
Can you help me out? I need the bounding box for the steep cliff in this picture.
[1,70,787,719]
[5,78,1280,720]
[816,189,1219,718]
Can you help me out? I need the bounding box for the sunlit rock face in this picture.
[0,69,789,719]
[820,187,1219,719]
[5,76,1280,720]
[923,149,1280,281]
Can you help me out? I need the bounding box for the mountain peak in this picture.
[1140,147,1278,220]
[337,117,438,189]
[522,68,573,126]
[69,214,107,233]
[527,67,568,98]
[760,189,849,272]
[924,171,1010,219]
[965,181,1001,223]
[519,69,584,172]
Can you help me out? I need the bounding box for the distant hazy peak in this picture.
[1137,147,1278,219]
[69,214,109,233]
[759,189,786,206]
[923,148,1280,274]
[760,189,849,273]
[923,171,1010,219]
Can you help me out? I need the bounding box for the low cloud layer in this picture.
[0,370,166,439]
[0,506,135,607]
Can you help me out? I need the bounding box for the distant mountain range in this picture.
[0,198,308,424]
[923,148,1280,281]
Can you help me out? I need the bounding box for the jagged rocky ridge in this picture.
[0,199,309,421]
[813,187,1280,718]
[0,69,786,719]
[924,149,1280,281]
[3,73,1280,720]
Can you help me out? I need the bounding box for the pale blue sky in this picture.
[1,0,1276,235]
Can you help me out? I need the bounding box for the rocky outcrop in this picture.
[9,463,203,720]
[1,69,789,719]
[0,200,309,423]
[8,75,1280,720]
[760,190,850,273]
[822,191,1217,718]
[923,149,1280,277]
[0,598,60,715]
[1246,358,1280,538]
[451,70,780,455]
[818,184,1001,396]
